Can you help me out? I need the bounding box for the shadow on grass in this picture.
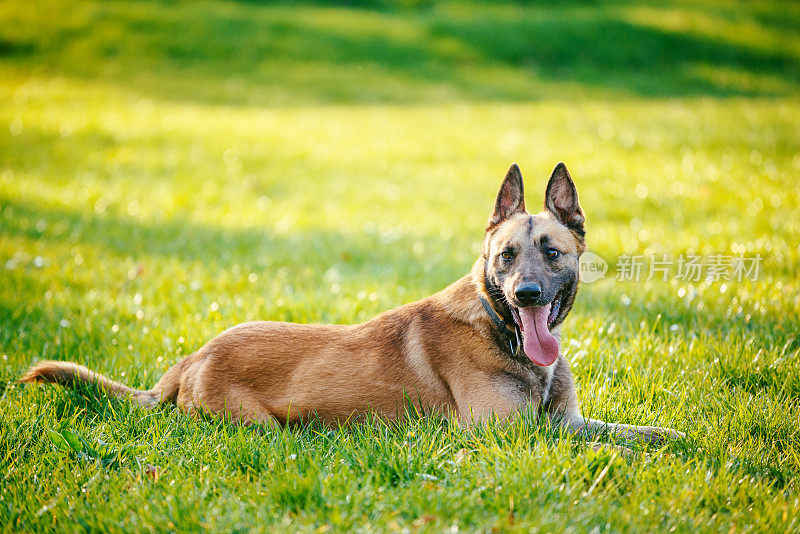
[1,0,797,104]
[0,196,468,290]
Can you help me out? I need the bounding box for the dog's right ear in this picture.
[488,163,526,228]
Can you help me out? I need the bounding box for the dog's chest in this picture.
[494,359,555,407]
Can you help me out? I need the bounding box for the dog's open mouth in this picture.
[509,294,562,367]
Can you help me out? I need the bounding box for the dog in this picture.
[22,163,683,443]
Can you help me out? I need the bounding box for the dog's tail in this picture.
[20,360,180,407]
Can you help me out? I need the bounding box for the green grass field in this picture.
[2,0,800,531]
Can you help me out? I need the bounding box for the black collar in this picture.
[479,295,522,356]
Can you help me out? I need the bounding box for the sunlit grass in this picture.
[2,0,800,531]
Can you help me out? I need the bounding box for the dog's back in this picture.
[22,277,496,425]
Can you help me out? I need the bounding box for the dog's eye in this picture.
[501,251,513,261]
[545,248,560,259]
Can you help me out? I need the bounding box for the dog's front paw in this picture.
[639,425,685,445]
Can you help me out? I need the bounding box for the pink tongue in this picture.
[518,305,559,366]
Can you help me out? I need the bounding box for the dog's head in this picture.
[481,162,585,366]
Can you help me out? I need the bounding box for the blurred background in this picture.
[0,0,798,388]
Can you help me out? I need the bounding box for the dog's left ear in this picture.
[544,162,585,235]
[489,163,526,228]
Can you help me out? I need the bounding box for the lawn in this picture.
[1,0,799,531]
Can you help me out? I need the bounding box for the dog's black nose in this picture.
[515,282,542,306]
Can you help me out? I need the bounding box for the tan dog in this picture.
[22,163,683,442]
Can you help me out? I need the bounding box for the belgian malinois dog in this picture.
[23,163,683,442]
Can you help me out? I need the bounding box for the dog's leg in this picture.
[553,412,685,445]
[543,371,684,444]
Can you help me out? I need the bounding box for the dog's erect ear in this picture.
[489,163,526,227]
[544,162,585,235]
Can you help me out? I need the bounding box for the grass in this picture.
[1,0,800,531]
